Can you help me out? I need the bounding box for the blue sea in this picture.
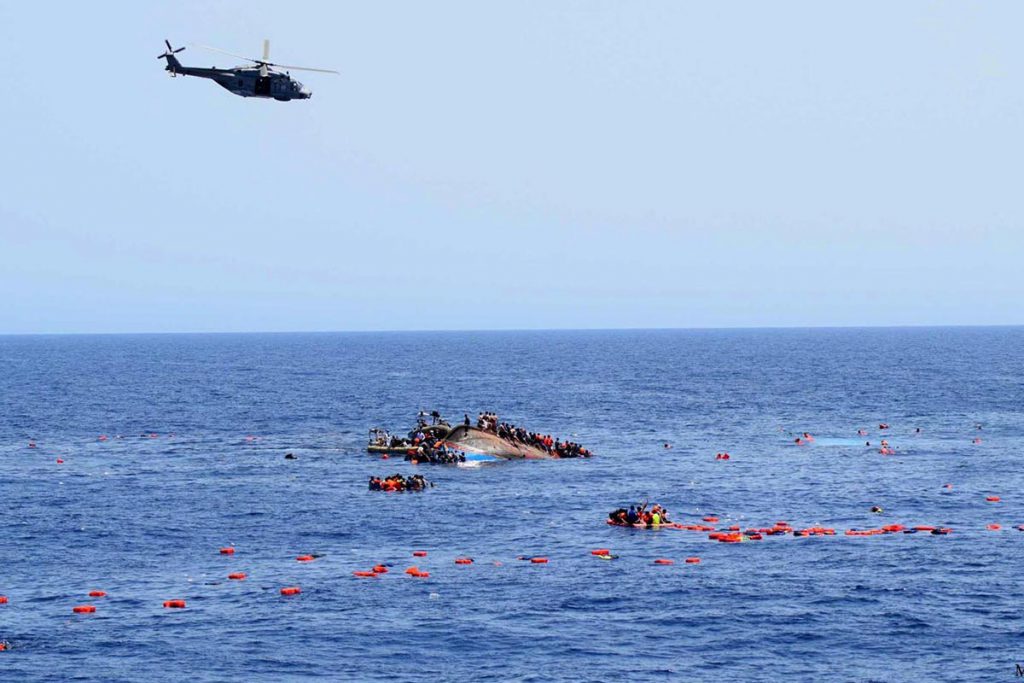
[1,328,1022,681]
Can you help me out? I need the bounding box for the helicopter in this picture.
[158,39,337,101]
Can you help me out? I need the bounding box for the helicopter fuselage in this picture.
[165,64,311,101]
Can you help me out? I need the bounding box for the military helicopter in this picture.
[158,39,337,101]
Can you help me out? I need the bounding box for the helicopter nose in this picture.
[301,87,312,99]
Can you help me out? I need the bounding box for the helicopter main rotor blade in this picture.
[190,41,335,74]
[273,64,339,74]
[192,43,261,64]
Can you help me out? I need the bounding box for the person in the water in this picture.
[608,508,629,525]
[626,505,639,524]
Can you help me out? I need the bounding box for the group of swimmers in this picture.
[794,432,815,445]
[475,411,592,458]
[368,474,433,492]
[405,435,467,465]
[794,429,901,454]
[608,503,672,527]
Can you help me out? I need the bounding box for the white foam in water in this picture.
[813,437,873,447]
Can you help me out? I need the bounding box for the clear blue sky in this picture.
[2,1,1021,333]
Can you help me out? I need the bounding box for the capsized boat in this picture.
[440,425,555,460]
[367,412,589,461]
[367,423,552,460]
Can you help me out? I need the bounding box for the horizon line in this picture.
[1,322,1022,337]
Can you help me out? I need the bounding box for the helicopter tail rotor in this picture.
[158,39,185,59]
[158,39,186,74]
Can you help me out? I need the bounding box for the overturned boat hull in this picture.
[441,425,555,460]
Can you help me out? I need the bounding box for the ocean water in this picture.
[0,327,1022,682]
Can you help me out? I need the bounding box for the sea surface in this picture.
[1,328,1022,682]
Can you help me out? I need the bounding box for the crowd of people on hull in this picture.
[608,502,671,528]
[371,410,592,461]
[476,412,592,458]
[369,473,433,492]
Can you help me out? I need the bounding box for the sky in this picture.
[1,1,1021,334]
